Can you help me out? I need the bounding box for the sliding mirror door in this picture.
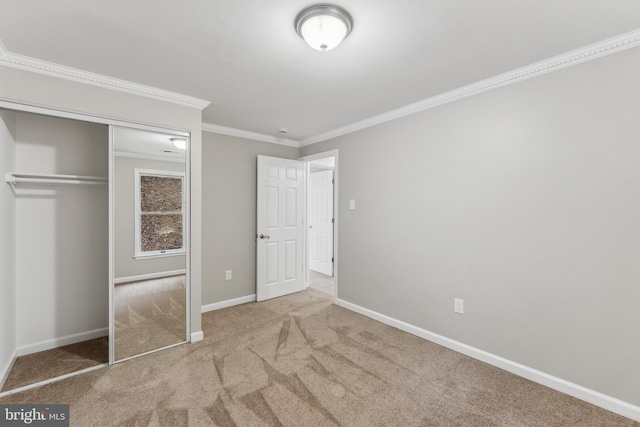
[111,126,189,362]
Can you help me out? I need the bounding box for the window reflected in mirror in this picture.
[136,170,185,256]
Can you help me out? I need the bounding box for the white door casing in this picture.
[256,155,305,301]
[309,170,334,276]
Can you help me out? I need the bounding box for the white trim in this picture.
[113,340,187,364]
[300,29,640,146]
[134,168,185,258]
[202,294,256,313]
[0,39,210,110]
[202,123,300,147]
[108,126,115,364]
[114,269,187,285]
[133,250,186,260]
[184,122,193,346]
[0,364,107,399]
[0,100,192,136]
[114,150,185,164]
[336,298,640,422]
[0,347,18,392]
[191,331,204,342]
[15,328,108,357]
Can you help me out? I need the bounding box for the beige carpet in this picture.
[1,289,636,426]
[1,337,108,392]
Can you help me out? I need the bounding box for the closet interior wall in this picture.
[9,111,108,357]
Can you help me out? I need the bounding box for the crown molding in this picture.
[0,38,210,110]
[202,122,300,147]
[300,29,640,146]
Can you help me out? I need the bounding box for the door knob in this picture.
[259,234,270,239]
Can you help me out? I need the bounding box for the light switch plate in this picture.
[349,199,356,210]
[454,298,464,314]
[225,270,232,281]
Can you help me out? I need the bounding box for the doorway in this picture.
[302,151,338,299]
[255,153,338,303]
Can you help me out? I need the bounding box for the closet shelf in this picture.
[5,172,108,186]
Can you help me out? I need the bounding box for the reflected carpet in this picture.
[114,275,186,360]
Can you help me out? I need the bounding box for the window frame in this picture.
[134,168,186,259]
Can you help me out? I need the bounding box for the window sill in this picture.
[134,251,185,260]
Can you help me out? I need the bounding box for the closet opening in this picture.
[0,107,109,394]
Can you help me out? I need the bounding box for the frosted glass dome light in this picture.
[170,138,186,150]
[295,5,353,52]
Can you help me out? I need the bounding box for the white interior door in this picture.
[309,170,334,276]
[256,155,305,301]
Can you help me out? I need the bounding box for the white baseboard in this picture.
[201,294,256,313]
[336,298,640,423]
[191,331,204,342]
[114,269,186,285]
[15,328,109,357]
[0,347,18,391]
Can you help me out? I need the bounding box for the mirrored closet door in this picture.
[110,126,189,362]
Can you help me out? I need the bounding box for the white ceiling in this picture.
[1,1,639,143]
[113,127,186,162]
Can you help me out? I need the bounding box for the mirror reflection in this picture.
[112,127,187,361]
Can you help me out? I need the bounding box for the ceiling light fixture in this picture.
[295,4,353,52]
[170,138,186,150]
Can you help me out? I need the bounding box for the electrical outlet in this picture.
[454,298,464,314]
[225,270,232,281]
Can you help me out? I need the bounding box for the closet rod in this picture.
[5,172,108,186]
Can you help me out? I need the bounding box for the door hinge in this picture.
[332,218,335,224]
[332,178,334,184]
[332,257,334,263]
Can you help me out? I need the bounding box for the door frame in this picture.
[299,149,339,302]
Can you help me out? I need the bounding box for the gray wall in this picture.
[201,132,298,306]
[300,46,640,406]
[114,156,185,279]
[0,111,16,382]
